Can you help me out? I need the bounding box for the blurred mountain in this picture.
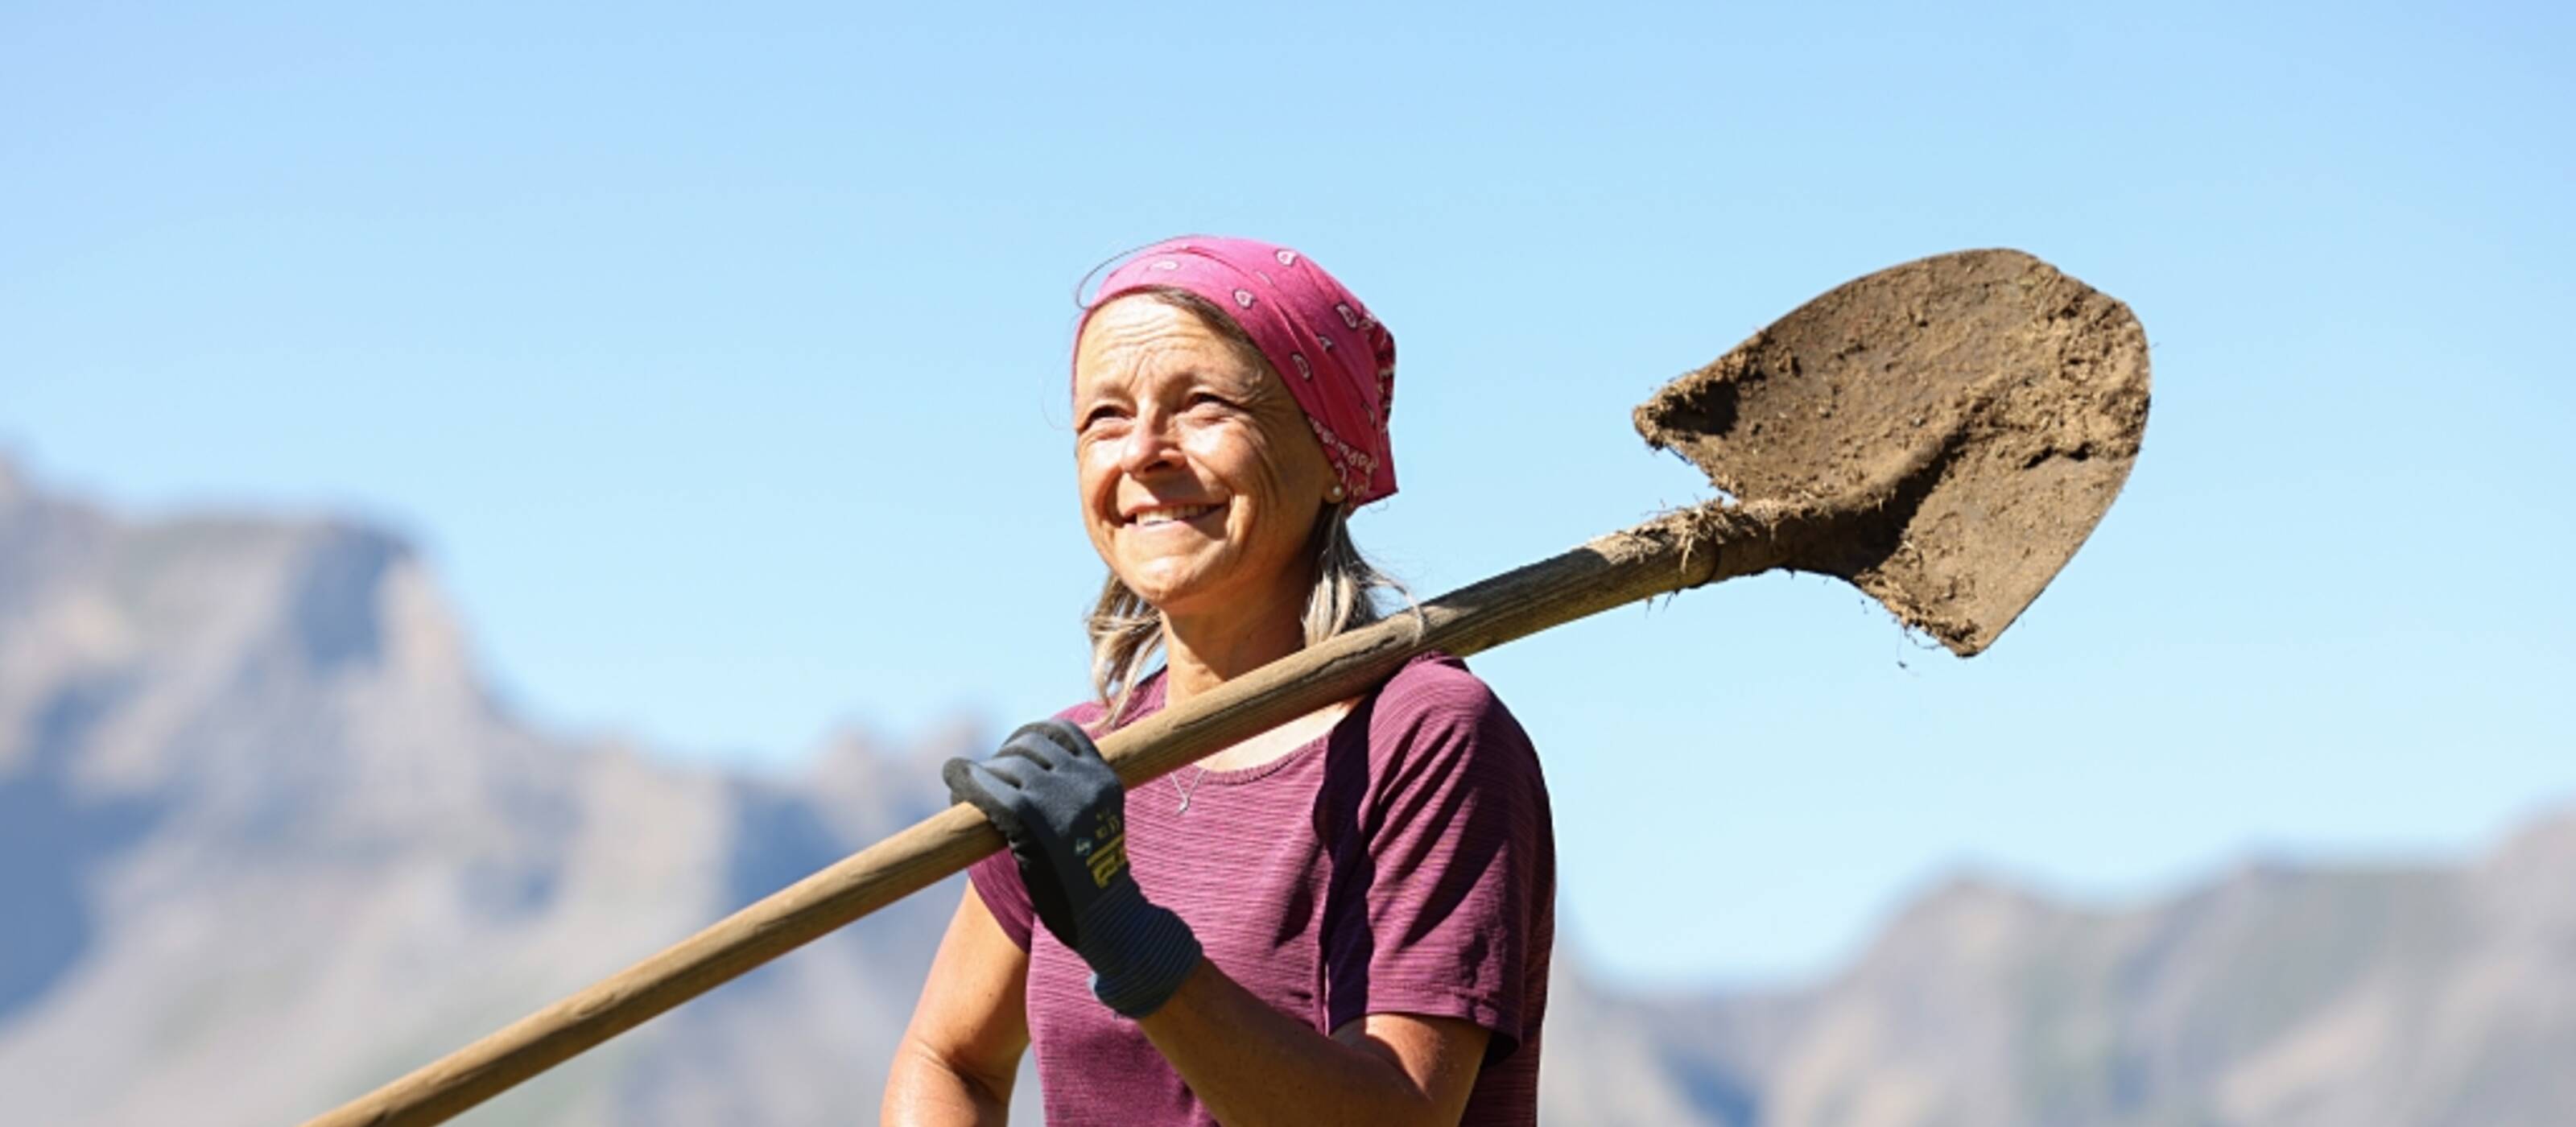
[3,454,2570,1126]
[0,457,979,1125]
[1552,819,2576,1127]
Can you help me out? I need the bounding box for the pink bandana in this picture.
[1080,235,1398,505]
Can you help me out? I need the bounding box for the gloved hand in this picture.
[943,718,1203,1018]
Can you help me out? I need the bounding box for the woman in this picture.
[881,236,1554,1126]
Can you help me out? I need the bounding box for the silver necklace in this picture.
[1172,766,1210,813]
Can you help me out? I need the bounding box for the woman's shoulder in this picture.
[1048,654,1535,770]
[1362,651,1541,774]
[1054,669,1167,734]
[1374,650,1514,722]
[1348,653,1554,857]
[1053,698,1113,729]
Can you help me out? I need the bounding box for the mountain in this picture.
[4,455,2571,1126]
[1545,825,2576,1127]
[0,459,978,1125]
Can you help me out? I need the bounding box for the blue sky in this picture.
[5,2,2570,987]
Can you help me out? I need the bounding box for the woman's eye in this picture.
[1189,393,1234,411]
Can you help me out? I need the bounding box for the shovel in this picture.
[303,247,2150,1127]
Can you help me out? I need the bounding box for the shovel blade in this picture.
[1635,249,2150,655]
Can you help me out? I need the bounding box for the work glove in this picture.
[943,719,1203,1018]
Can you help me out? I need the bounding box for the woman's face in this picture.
[1073,295,1339,622]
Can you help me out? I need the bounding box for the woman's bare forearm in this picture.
[1136,960,1487,1127]
[882,889,1033,1126]
[881,1039,1013,1126]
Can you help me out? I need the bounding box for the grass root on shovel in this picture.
[302,246,2153,1127]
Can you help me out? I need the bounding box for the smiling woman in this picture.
[883,237,1556,1127]
[1072,288,1404,727]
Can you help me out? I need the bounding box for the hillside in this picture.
[4,456,2569,1125]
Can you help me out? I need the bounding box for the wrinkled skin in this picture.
[1071,294,1340,630]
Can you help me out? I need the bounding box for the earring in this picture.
[1327,484,1347,503]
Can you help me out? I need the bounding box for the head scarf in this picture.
[1080,235,1398,505]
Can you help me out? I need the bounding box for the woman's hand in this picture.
[943,720,1203,1017]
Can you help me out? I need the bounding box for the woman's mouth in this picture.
[1127,502,1221,527]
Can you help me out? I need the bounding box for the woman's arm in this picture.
[1138,959,1490,1127]
[881,886,1031,1126]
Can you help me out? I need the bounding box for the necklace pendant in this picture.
[1173,766,1208,814]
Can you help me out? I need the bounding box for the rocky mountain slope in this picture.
[1563,824,2576,1127]
[0,458,974,1125]
[3,456,2569,1125]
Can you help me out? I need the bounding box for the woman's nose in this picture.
[1118,410,1184,475]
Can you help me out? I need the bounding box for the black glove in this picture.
[944,719,1203,1018]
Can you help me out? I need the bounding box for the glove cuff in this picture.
[1077,884,1203,1018]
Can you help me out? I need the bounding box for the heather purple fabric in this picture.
[968,653,1554,1125]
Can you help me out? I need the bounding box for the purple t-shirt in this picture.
[968,652,1555,1125]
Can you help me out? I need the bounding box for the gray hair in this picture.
[1086,505,1410,724]
[1076,285,1413,722]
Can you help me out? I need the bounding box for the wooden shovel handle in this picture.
[301,507,1777,1127]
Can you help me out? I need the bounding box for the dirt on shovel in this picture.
[1633,249,2152,654]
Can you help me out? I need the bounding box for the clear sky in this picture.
[6,2,2570,988]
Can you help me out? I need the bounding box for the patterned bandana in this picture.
[1080,235,1398,505]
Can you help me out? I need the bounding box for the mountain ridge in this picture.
[3,453,2569,1126]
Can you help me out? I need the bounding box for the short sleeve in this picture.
[1323,656,1555,1061]
[967,850,1036,951]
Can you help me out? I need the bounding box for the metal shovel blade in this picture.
[1633,249,2151,654]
